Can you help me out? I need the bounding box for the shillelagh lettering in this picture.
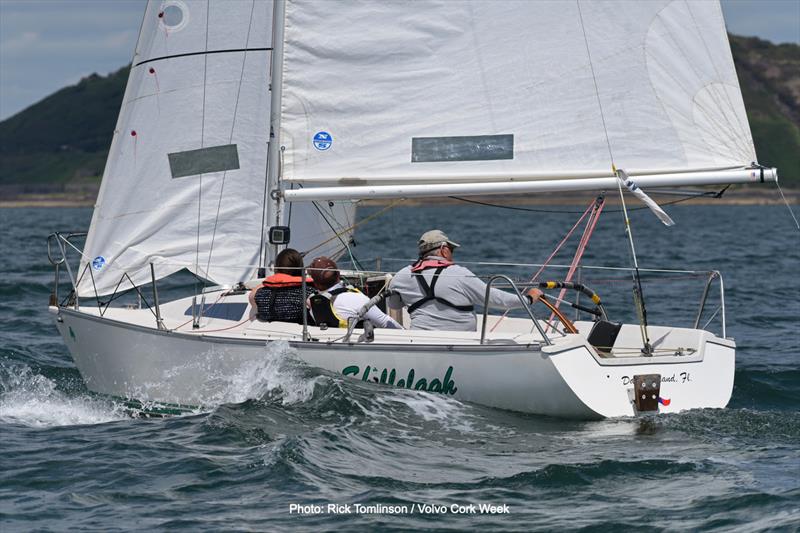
[342,365,458,395]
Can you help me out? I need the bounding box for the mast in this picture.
[265,0,286,267]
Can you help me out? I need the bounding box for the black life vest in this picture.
[407,260,475,314]
[309,286,363,328]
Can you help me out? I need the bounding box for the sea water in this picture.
[1,204,798,531]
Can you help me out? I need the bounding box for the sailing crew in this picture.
[249,248,314,324]
[308,256,403,329]
[388,230,542,331]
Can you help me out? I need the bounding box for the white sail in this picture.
[78,0,273,296]
[78,0,355,297]
[278,0,756,188]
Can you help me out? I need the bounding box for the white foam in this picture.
[118,341,321,411]
[0,365,127,427]
[384,389,477,432]
[200,341,320,407]
[229,341,319,405]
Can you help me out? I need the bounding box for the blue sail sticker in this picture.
[313,131,333,151]
[92,256,106,270]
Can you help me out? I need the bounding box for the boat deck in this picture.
[61,289,731,364]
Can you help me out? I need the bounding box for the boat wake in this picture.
[0,340,486,429]
[164,340,486,432]
[0,363,127,427]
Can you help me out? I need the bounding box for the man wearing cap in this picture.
[388,230,542,331]
[308,256,403,329]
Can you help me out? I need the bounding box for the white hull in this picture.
[51,292,735,419]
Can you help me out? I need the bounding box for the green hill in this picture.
[730,35,800,185]
[1,35,798,189]
[0,66,129,187]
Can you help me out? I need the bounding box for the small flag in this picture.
[658,397,671,406]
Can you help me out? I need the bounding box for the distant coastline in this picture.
[1,184,796,208]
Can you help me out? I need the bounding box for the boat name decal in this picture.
[621,372,691,386]
[342,365,458,395]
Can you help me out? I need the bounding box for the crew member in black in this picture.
[249,248,314,324]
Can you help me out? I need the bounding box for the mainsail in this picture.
[79,0,354,297]
[277,0,768,201]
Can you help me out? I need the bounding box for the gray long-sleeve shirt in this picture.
[387,257,524,331]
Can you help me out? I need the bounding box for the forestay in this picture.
[279,0,756,187]
[78,0,355,297]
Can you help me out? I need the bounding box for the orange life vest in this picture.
[261,273,313,288]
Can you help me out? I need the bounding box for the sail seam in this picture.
[650,7,751,158]
[684,0,750,149]
[650,91,752,162]
[645,48,751,161]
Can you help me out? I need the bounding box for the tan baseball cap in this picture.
[418,229,460,254]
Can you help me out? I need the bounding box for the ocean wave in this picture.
[0,363,127,427]
[662,406,800,443]
[730,368,800,411]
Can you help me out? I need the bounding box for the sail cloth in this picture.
[78,0,355,297]
[78,0,272,296]
[278,0,756,186]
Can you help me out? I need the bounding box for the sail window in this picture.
[411,134,514,163]
[159,1,189,32]
[168,144,240,178]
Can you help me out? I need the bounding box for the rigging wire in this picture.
[292,183,362,268]
[202,0,257,289]
[488,198,598,333]
[449,189,726,214]
[614,170,653,354]
[775,182,800,230]
[702,304,723,331]
[576,2,614,169]
[309,199,364,270]
[547,197,605,323]
[301,199,405,260]
[577,0,652,354]
[192,3,213,329]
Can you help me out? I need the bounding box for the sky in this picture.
[0,0,799,121]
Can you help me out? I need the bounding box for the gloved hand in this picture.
[526,288,543,304]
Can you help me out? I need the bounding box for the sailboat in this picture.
[48,0,777,418]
